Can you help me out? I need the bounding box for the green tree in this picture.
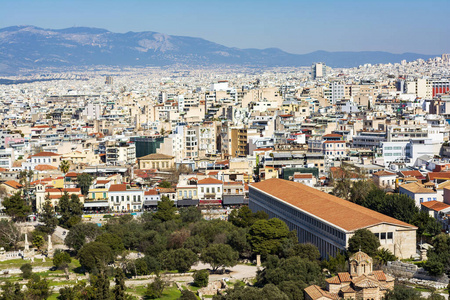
[18,170,33,208]
[53,249,71,270]
[78,242,114,273]
[145,276,166,299]
[349,180,375,203]
[160,248,198,273]
[154,196,177,222]
[384,284,422,300]
[39,197,58,235]
[25,275,50,300]
[65,223,102,252]
[57,282,87,300]
[322,251,348,274]
[375,248,397,266]
[178,290,197,300]
[424,233,450,276]
[113,268,131,300]
[193,269,209,287]
[287,243,321,261]
[20,263,33,279]
[76,173,93,196]
[0,281,25,300]
[85,273,111,300]
[159,181,171,188]
[32,235,44,251]
[201,244,239,273]
[59,160,70,174]
[95,233,125,255]
[179,206,202,223]
[348,229,380,256]
[228,206,268,228]
[248,218,290,257]
[2,192,31,222]
[58,193,84,229]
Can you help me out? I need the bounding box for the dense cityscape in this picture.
[0,53,449,299]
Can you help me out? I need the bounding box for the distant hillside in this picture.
[0,25,437,74]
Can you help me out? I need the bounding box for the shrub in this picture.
[20,263,33,279]
[193,269,209,287]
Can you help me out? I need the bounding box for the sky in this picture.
[1,0,449,55]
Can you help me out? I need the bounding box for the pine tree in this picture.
[39,195,58,234]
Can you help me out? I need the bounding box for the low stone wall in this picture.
[384,261,449,284]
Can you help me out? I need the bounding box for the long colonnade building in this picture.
[249,179,417,259]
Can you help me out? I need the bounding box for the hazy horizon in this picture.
[1,0,449,55]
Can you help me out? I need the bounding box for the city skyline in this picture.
[1,0,449,55]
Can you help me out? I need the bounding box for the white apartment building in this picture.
[105,140,136,166]
[108,184,144,212]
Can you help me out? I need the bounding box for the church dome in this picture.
[350,251,372,263]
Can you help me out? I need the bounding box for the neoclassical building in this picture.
[249,179,417,259]
[305,251,395,300]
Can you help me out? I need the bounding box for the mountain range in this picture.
[0,26,438,75]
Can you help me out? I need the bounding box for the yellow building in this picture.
[137,153,175,170]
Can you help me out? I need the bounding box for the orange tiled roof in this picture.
[31,151,60,157]
[304,285,337,300]
[3,180,22,189]
[144,189,158,196]
[294,173,313,179]
[421,200,450,211]
[373,170,396,176]
[400,170,424,178]
[399,182,434,194]
[337,272,352,282]
[197,178,223,185]
[428,172,450,181]
[34,164,58,171]
[250,179,417,232]
[372,270,387,281]
[109,184,127,192]
[326,276,340,284]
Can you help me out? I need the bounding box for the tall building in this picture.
[311,63,326,80]
[249,179,417,258]
[105,76,113,85]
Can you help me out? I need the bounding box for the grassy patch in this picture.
[159,286,182,299]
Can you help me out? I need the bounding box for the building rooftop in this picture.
[250,178,416,232]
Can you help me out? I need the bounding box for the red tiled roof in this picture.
[421,200,450,211]
[65,172,78,177]
[144,189,158,196]
[34,164,58,171]
[372,270,387,281]
[3,180,22,189]
[197,178,223,185]
[109,184,127,192]
[323,134,343,138]
[337,272,352,282]
[250,179,417,232]
[400,170,424,178]
[428,172,450,181]
[373,170,396,176]
[31,151,60,157]
[294,173,313,179]
[96,180,110,184]
[304,285,337,300]
[326,276,340,284]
